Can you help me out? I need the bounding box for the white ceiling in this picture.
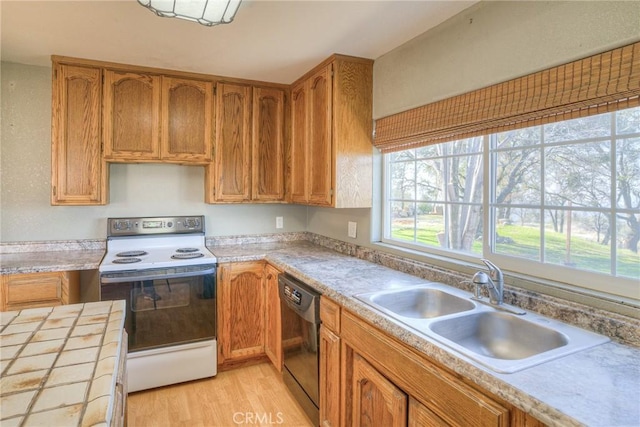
[1,0,476,84]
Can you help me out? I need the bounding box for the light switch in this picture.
[276,216,284,229]
[348,221,357,238]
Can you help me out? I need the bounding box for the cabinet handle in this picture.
[267,274,273,280]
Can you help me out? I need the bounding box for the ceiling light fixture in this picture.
[137,0,242,27]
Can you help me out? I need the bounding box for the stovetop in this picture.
[100,236,217,272]
[99,216,217,273]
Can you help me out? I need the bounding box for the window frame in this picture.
[381,110,640,301]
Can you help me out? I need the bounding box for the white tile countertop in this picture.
[209,239,640,427]
[0,301,126,426]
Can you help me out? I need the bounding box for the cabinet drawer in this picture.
[320,297,341,334]
[1,271,80,311]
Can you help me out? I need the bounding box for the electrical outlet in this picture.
[276,216,284,229]
[348,221,357,238]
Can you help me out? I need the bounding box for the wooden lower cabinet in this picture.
[408,398,449,427]
[0,271,80,312]
[320,325,341,427]
[218,261,288,372]
[319,305,545,427]
[264,263,283,371]
[352,353,407,427]
[320,297,342,427]
[217,261,266,369]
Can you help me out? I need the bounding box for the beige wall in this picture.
[308,0,640,246]
[373,0,640,119]
[0,62,307,242]
[3,1,639,244]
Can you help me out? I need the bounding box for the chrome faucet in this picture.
[472,259,504,305]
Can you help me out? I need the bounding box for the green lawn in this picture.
[391,217,640,279]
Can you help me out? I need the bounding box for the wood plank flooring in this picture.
[127,363,314,427]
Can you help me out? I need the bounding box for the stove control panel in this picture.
[107,216,205,237]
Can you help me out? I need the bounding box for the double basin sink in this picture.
[354,283,609,373]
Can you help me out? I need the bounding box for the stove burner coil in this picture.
[176,248,199,253]
[116,250,148,257]
[112,258,142,264]
[171,253,205,260]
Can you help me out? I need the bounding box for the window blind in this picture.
[373,41,640,153]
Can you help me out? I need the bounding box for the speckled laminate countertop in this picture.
[0,301,126,427]
[210,240,640,427]
[0,251,105,275]
[0,240,105,275]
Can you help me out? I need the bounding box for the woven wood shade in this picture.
[374,42,640,153]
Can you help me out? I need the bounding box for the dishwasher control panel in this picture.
[278,274,320,323]
[283,284,302,305]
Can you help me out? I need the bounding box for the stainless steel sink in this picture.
[367,287,475,319]
[429,311,568,360]
[427,310,609,373]
[354,283,610,373]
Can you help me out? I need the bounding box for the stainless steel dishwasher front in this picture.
[278,273,320,427]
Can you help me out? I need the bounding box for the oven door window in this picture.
[101,273,216,352]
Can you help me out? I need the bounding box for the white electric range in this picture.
[99,215,217,392]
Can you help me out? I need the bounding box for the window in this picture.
[383,107,640,299]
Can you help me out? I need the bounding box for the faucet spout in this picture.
[473,259,504,305]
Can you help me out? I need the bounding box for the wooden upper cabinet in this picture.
[206,83,287,204]
[103,71,212,163]
[290,55,373,208]
[308,66,333,206]
[290,66,332,206]
[252,87,285,201]
[211,82,252,202]
[290,82,308,203]
[161,77,213,162]
[51,63,107,205]
[103,70,161,161]
[332,57,374,208]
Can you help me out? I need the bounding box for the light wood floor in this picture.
[127,363,314,427]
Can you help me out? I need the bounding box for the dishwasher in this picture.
[278,273,321,427]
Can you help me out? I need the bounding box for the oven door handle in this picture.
[100,265,217,284]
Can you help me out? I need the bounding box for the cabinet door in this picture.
[320,325,341,427]
[51,63,106,205]
[218,262,265,365]
[214,83,252,202]
[290,81,308,203]
[264,264,282,370]
[103,70,161,161]
[408,398,448,427]
[252,87,285,201]
[161,77,213,163]
[307,65,333,206]
[352,353,407,427]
